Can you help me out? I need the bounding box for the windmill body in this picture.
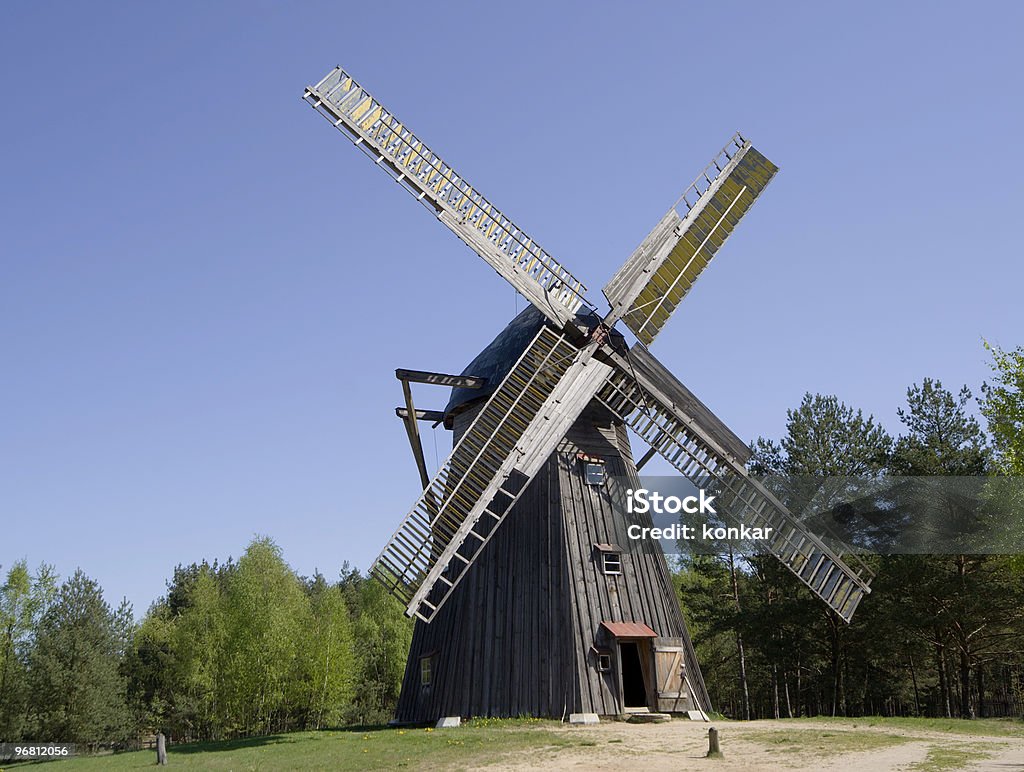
[303,66,876,722]
[396,308,710,720]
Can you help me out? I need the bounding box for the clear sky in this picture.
[2,1,1022,616]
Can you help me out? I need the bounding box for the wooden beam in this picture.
[395,407,446,423]
[400,380,432,492]
[396,368,485,389]
[636,446,658,471]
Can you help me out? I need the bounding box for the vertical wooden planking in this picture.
[393,397,712,723]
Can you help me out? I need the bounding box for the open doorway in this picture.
[619,641,648,708]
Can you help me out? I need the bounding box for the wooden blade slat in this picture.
[370,327,611,622]
[597,358,873,623]
[604,134,778,346]
[305,67,588,329]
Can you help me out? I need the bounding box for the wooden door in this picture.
[653,637,690,713]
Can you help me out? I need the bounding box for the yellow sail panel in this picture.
[617,143,778,346]
[304,65,587,326]
[359,105,383,131]
[349,95,374,122]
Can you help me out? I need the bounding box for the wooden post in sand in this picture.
[706,726,723,759]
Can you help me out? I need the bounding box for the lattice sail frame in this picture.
[305,65,873,624]
[597,351,874,623]
[604,133,778,346]
[304,67,587,329]
[371,327,610,621]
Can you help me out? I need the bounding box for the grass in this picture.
[743,727,911,756]
[3,720,582,771]
[787,715,1024,738]
[747,717,1021,770]
[906,745,995,771]
[5,715,1020,770]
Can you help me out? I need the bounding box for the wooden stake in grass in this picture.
[706,726,723,759]
[157,732,168,766]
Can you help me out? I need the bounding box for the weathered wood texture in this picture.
[624,345,752,464]
[395,407,446,423]
[394,401,710,722]
[396,369,486,389]
[707,726,724,758]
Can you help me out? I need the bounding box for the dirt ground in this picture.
[489,718,1024,772]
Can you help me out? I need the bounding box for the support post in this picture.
[706,726,723,759]
[156,732,167,765]
[636,445,658,471]
[399,378,432,492]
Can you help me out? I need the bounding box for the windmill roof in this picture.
[444,306,625,421]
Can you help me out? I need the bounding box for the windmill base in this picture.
[393,402,710,723]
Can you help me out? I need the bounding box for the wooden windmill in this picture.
[303,67,875,722]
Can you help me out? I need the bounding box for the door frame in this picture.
[616,637,655,712]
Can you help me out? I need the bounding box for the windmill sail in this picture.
[624,346,753,466]
[603,134,778,346]
[303,69,871,624]
[597,356,873,622]
[304,67,587,329]
[371,326,612,622]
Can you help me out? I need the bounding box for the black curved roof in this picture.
[444,306,626,420]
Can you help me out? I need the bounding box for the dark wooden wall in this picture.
[394,401,710,722]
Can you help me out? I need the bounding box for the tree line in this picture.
[1,344,1020,746]
[0,541,412,747]
[677,343,1024,721]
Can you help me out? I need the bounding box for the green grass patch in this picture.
[907,745,994,771]
[12,722,576,771]
[788,715,1024,738]
[743,727,911,756]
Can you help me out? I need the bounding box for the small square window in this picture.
[598,653,612,672]
[578,453,606,486]
[602,552,622,576]
[420,656,433,687]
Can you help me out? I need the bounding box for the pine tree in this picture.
[891,379,987,475]
[890,378,1018,719]
[27,570,132,746]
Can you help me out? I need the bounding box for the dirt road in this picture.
[489,718,1024,772]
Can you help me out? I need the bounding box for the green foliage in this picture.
[976,345,1024,570]
[891,379,988,475]
[0,539,410,746]
[219,537,308,735]
[348,580,414,725]
[118,538,403,742]
[981,342,1024,475]
[752,393,892,476]
[302,574,355,729]
[27,570,133,746]
[0,560,56,739]
[683,372,1024,722]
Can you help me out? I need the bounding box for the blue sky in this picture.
[2,2,1021,615]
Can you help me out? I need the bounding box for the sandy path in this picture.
[965,743,1024,771]
[483,719,1024,772]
